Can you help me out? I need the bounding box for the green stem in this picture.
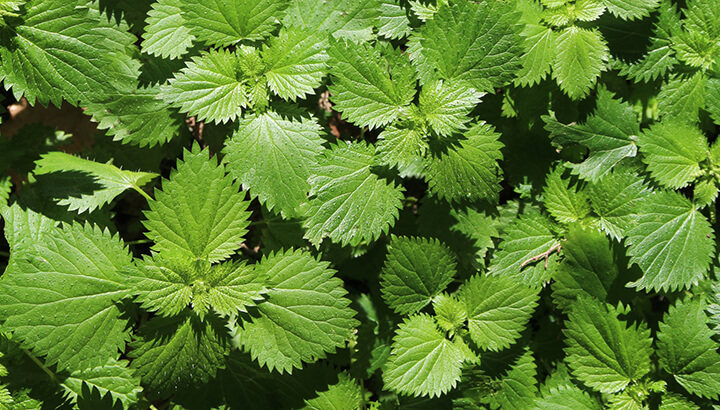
[133,186,154,202]
[125,239,153,246]
[23,349,57,384]
[0,251,9,258]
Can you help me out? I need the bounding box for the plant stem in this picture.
[23,348,57,384]
[133,186,154,202]
[0,251,9,258]
[125,239,153,246]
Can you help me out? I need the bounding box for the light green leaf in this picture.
[544,87,639,182]
[433,294,467,334]
[62,360,143,408]
[262,27,329,101]
[159,48,249,123]
[588,173,648,240]
[418,80,483,137]
[375,126,428,170]
[303,372,362,410]
[143,143,251,263]
[223,111,324,218]
[657,73,707,121]
[552,227,618,311]
[384,314,471,398]
[657,298,720,400]
[179,0,290,46]
[141,0,194,59]
[543,167,592,224]
[600,0,659,20]
[84,85,185,147]
[282,0,380,42]
[129,314,230,399]
[535,383,602,409]
[379,236,457,315]
[552,27,609,100]
[515,25,557,87]
[488,214,560,288]
[706,78,720,126]
[0,0,138,107]
[414,1,523,93]
[235,249,358,373]
[660,393,700,410]
[460,274,539,351]
[479,348,538,410]
[425,122,504,203]
[709,282,720,336]
[33,152,158,213]
[301,142,404,247]
[0,223,133,372]
[130,254,266,318]
[564,297,653,393]
[328,39,416,129]
[376,0,411,39]
[637,119,708,189]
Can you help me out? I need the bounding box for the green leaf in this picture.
[552,228,618,311]
[433,294,467,334]
[705,78,720,126]
[84,85,185,148]
[0,223,133,372]
[425,122,504,203]
[600,0,659,20]
[130,254,266,318]
[418,80,483,137]
[535,383,603,409]
[33,152,157,214]
[626,190,713,291]
[375,126,428,170]
[660,393,700,410]
[637,120,708,189]
[588,173,649,240]
[564,297,653,393]
[328,39,416,129]
[143,143,251,263]
[179,0,290,46]
[515,25,557,87]
[488,214,560,288]
[460,274,539,351]
[544,87,639,182]
[235,249,358,373]
[0,0,137,107]
[61,360,143,408]
[301,142,404,247]
[379,236,457,315]
[222,111,324,218]
[263,27,329,101]
[159,48,249,123]
[376,0,411,39]
[303,372,362,410]
[657,298,720,400]
[128,314,230,399]
[478,348,538,410]
[709,282,720,336]
[282,0,380,41]
[543,167,592,224]
[383,314,472,398]
[414,1,523,93]
[552,27,609,100]
[141,0,194,59]
[657,73,707,121]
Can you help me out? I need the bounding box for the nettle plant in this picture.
[0,0,719,409]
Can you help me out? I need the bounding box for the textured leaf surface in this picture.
[415,1,523,92]
[544,87,639,181]
[180,0,290,46]
[0,223,133,372]
[657,298,720,399]
[426,122,504,203]
[479,348,538,410]
[129,314,229,399]
[301,142,404,246]
[62,360,143,408]
[657,73,706,120]
[564,297,653,393]
[588,173,648,239]
[235,250,358,373]
[515,25,556,86]
[223,111,324,218]
[0,0,137,107]
[535,383,602,409]
[552,228,618,311]
[488,214,560,287]
[625,190,713,291]
[418,80,482,137]
[303,372,362,410]
[380,236,457,315]
[375,126,428,169]
[141,0,194,59]
[84,85,185,147]
[384,314,471,398]
[159,49,249,123]
[543,167,591,224]
[460,274,539,351]
[601,0,659,20]
[637,120,708,189]
[328,40,416,129]
[33,152,158,213]
[552,27,608,100]
[143,143,251,263]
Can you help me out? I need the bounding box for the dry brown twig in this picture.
[520,241,564,269]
